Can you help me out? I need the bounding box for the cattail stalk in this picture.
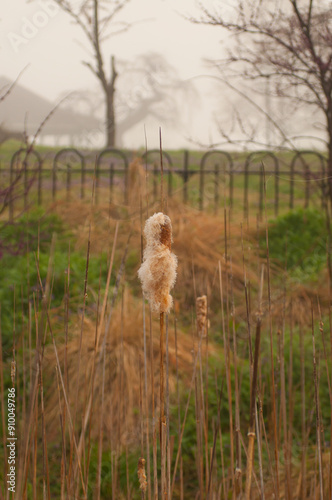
[278,281,291,500]
[328,260,332,500]
[160,312,166,497]
[223,209,235,499]
[142,302,152,500]
[230,257,242,494]
[138,212,177,498]
[166,315,171,499]
[244,265,264,498]
[245,312,262,499]
[174,317,184,500]
[263,164,280,498]
[218,256,235,498]
[312,308,324,499]
[0,309,7,484]
[171,333,206,497]
[300,324,307,500]
[149,308,158,500]
[126,447,130,500]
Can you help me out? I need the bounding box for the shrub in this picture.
[262,208,328,281]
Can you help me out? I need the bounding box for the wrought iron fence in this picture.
[1,147,328,220]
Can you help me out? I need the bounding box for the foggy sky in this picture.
[0,0,327,150]
[1,0,227,148]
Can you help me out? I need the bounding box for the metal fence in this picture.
[2,147,328,220]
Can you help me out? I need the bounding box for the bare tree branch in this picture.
[192,0,332,200]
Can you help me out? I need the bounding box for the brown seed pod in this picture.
[137,457,147,492]
[196,295,208,338]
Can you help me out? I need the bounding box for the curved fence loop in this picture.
[96,148,129,205]
[141,149,174,202]
[53,148,85,201]
[290,150,326,209]
[6,147,328,217]
[200,150,234,212]
[141,149,173,167]
[244,151,279,219]
[9,148,43,220]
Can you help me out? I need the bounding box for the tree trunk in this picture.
[104,55,117,147]
[325,110,332,285]
[105,88,116,147]
[328,125,332,206]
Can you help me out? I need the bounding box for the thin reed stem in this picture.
[159,311,166,497]
[262,164,280,498]
[148,307,158,500]
[312,308,324,499]
[166,314,171,499]
[244,313,262,499]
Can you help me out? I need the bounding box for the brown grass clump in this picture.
[51,198,326,327]
[138,212,177,314]
[49,199,265,323]
[43,291,219,447]
[270,280,330,326]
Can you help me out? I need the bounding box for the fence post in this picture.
[38,157,42,205]
[259,165,264,220]
[244,156,250,221]
[141,150,173,206]
[9,155,14,222]
[200,151,233,213]
[66,165,71,202]
[9,148,42,219]
[153,162,158,203]
[81,158,85,200]
[53,148,84,203]
[96,149,129,206]
[52,156,57,201]
[290,155,295,210]
[183,150,189,204]
[24,157,28,211]
[109,162,114,204]
[229,163,234,212]
[168,168,173,199]
[214,164,219,215]
[274,159,279,217]
[289,151,326,210]
[199,155,204,211]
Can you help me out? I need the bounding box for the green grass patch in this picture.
[261,207,329,281]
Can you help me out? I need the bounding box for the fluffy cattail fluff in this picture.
[196,295,208,338]
[138,212,177,314]
[137,457,147,492]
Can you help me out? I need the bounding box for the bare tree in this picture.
[115,53,198,146]
[52,0,131,147]
[60,53,198,147]
[193,0,332,200]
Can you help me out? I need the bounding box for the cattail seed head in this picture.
[137,457,147,492]
[138,212,177,314]
[196,295,208,338]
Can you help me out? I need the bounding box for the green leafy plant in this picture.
[262,208,328,280]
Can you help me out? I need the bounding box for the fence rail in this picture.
[1,147,328,220]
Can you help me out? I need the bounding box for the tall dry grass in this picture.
[0,159,331,499]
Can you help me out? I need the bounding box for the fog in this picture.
[0,0,327,150]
